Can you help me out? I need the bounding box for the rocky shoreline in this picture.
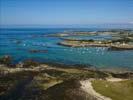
[58,39,133,50]
[0,56,133,100]
[53,30,133,51]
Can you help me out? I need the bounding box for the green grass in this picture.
[92,80,133,100]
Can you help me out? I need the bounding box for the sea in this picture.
[0,28,133,70]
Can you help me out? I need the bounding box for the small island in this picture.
[54,30,133,50]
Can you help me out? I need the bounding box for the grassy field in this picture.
[92,80,133,100]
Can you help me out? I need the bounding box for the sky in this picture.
[0,0,133,27]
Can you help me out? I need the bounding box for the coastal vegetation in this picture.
[0,56,133,100]
[92,80,133,100]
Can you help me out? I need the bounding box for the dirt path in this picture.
[80,79,112,100]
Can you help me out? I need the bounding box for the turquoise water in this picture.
[0,28,133,69]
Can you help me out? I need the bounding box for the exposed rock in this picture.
[23,60,40,68]
[0,55,12,65]
[29,49,48,53]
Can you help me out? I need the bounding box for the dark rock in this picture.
[29,49,48,53]
[111,72,133,79]
[108,46,133,51]
[23,60,40,67]
[15,40,22,44]
[0,55,12,65]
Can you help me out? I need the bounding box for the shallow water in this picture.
[0,28,133,69]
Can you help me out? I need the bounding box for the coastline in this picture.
[0,55,133,73]
[0,57,133,100]
[0,57,133,76]
[57,39,133,50]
